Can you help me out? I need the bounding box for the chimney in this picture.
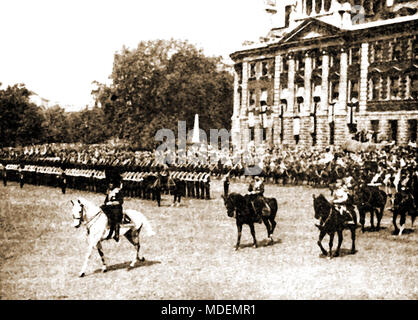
[285,5,292,28]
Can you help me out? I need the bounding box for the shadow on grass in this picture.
[93,259,161,274]
[318,248,357,259]
[391,228,415,236]
[238,238,282,250]
[361,226,388,233]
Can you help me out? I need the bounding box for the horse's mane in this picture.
[314,194,331,208]
[77,197,100,212]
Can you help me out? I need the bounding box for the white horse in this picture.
[70,197,155,277]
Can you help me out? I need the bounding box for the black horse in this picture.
[313,194,357,258]
[222,193,278,250]
[392,190,417,236]
[353,184,387,232]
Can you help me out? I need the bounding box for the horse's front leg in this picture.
[370,209,375,231]
[359,210,366,233]
[399,212,406,236]
[328,233,335,259]
[317,230,327,256]
[235,223,242,251]
[249,223,258,248]
[350,225,356,254]
[79,244,94,277]
[263,219,273,244]
[333,230,343,257]
[392,212,399,234]
[96,241,107,273]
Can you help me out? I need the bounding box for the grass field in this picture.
[0,180,417,300]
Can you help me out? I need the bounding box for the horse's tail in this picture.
[267,197,278,215]
[141,215,156,237]
[125,209,155,237]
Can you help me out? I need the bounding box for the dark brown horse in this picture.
[313,194,357,258]
[353,184,387,232]
[392,190,417,236]
[222,193,278,250]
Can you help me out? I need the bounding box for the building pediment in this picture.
[280,18,342,44]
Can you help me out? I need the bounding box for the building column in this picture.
[337,48,348,115]
[318,50,329,146]
[335,47,349,145]
[359,42,369,118]
[232,67,241,150]
[273,55,281,146]
[287,54,296,145]
[304,52,313,116]
[240,62,249,149]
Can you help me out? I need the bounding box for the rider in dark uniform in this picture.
[247,176,269,223]
[101,180,124,242]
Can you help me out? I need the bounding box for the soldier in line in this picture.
[0,163,6,187]
[222,172,230,198]
[18,164,24,188]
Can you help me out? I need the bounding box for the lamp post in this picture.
[311,96,320,146]
[329,98,338,145]
[348,96,358,134]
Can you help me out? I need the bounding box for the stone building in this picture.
[230,0,418,149]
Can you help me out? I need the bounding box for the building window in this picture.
[408,119,417,142]
[250,127,255,141]
[296,96,303,115]
[235,63,243,84]
[390,76,401,100]
[330,81,339,102]
[411,75,418,100]
[249,62,256,79]
[296,55,305,72]
[371,120,379,143]
[261,61,270,77]
[260,89,268,107]
[313,54,322,70]
[375,42,384,62]
[350,46,360,65]
[372,76,382,100]
[282,57,288,72]
[392,41,402,61]
[350,80,359,102]
[330,52,340,69]
[249,90,256,108]
[389,120,398,143]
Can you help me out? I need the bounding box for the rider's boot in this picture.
[113,224,120,242]
[106,224,114,240]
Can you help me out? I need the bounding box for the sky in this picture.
[0,0,282,111]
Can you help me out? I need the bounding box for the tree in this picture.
[0,83,45,147]
[42,105,70,143]
[93,39,233,149]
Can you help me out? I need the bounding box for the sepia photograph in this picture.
[0,0,417,304]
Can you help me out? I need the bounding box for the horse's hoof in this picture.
[333,252,340,257]
[235,246,239,251]
[79,272,85,278]
[327,256,332,260]
[139,257,145,262]
[101,267,107,273]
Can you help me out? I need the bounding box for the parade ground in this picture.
[0,180,416,300]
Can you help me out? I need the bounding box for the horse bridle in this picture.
[72,201,102,229]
